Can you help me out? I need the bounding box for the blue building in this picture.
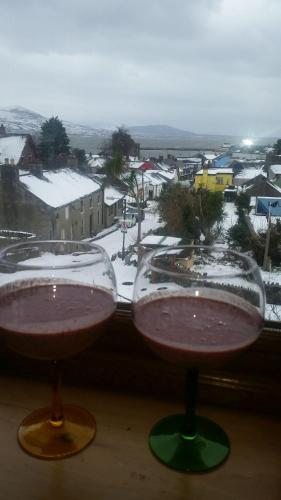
[214,155,231,168]
[256,197,281,216]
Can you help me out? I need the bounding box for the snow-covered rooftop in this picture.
[128,161,144,169]
[143,171,167,186]
[19,168,101,208]
[104,186,125,207]
[235,167,266,180]
[177,157,202,163]
[156,170,176,181]
[270,164,281,175]
[88,157,105,169]
[203,154,219,161]
[156,163,171,171]
[196,168,233,175]
[0,135,27,165]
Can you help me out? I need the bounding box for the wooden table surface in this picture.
[0,377,280,500]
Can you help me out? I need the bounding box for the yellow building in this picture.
[194,167,233,192]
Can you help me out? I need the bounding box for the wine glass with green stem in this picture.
[133,245,265,472]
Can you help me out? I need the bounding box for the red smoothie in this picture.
[133,289,263,367]
[0,282,115,360]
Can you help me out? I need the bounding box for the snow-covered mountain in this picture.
[0,106,45,134]
[0,106,198,140]
[0,106,112,138]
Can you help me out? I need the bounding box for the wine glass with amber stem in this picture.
[133,245,265,472]
[0,240,116,459]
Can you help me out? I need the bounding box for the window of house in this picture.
[80,199,84,213]
[65,206,69,220]
[81,218,84,236]
[89,196,93,208]
[216,177,224,185]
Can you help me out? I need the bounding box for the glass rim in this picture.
[0,240,108,271]
[145,244,260,280]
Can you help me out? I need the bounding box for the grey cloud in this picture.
[0,0,281,136]
[0,0,221,53]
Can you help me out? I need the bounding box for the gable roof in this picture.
[104,186,125,207]
[0,135,27,165]
[19,168,101,208]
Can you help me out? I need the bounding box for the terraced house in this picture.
[0,162,104,240]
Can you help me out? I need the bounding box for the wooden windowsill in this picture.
[1,307,280,415]
[0,376,280,500]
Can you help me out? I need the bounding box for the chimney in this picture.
[0,124,6,137]
[1,160,19,184]
[30,163,44,178]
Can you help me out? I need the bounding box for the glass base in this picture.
[18,404,96,459]
[149,414,230,472]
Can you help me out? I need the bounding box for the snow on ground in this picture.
[222,202,238,235]
[0,199,280,321]
[96,201,163,302]
[97,200,279,315]
[249,213,268,233]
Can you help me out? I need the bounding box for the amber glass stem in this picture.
[181,367,199,439]
[50,360,64,427]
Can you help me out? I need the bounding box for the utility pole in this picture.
[263,208,271,271]
[263,200,278,271]
[121,198,127,261]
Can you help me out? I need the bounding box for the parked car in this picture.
[125,206,145,222]
[116,213,137,228]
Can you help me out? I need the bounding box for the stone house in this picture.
[0,164,104,240]
[103,185,125,227]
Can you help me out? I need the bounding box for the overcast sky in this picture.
[0,0,280,136]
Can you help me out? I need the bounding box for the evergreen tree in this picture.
[158,184,224,243]
[108,126,138,158]
[72,148,88,171]
[273,139,281,155]
[39,117,70,167]
[265,138,281,175]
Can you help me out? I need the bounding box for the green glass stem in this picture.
[148,365,230,471]
[50,360,64,427]
[181,367,199,440]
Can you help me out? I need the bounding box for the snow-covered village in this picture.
[1,1,281,496]
[0,118,281,321]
